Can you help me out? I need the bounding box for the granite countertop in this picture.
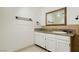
[34,28,75,37]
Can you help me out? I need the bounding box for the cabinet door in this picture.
[46,38,56,51]
[34,32,45,48]
[56,39,70,52]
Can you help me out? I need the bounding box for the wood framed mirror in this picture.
[46,7,67,26]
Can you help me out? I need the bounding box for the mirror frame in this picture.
[46,7,67,26]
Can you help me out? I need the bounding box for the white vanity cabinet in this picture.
[56,39,70,52]
[34,32,71,52]
[46,34,70,52]
[45,34,56,51]
[34,32,46,48]
[46,38,56,51]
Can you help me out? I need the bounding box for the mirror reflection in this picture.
[46,7,66,26]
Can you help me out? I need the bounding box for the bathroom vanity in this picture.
[34,28,75,52]
[34,7,75,52]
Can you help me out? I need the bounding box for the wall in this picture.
[0,8,6,51]
[67,7,79,24]
[40,7,79,26]
[0,7,41,51]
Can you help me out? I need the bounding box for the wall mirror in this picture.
[46,7,67,26]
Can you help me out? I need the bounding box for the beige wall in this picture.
[0,7,41,51]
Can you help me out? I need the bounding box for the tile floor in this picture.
[17,44,47,52]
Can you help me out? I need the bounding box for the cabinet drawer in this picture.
[54,35,70,42]
[46,34,55,39]
[46,34,70,42]
[35,32,45,35]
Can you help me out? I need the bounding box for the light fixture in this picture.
[75,15,79,20]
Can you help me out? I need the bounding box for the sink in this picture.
[51,31,67,34]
